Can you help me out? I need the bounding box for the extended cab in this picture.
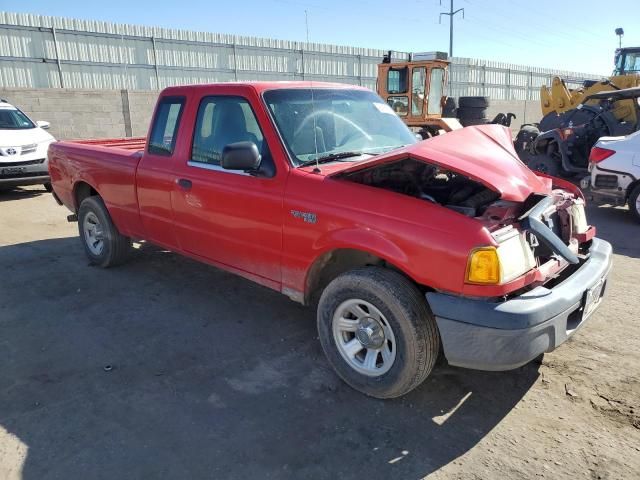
[49,82,613,398]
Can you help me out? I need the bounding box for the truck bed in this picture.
[65,137,147,152]
[48,137,147,237]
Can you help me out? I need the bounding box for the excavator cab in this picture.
[377,51,462,137]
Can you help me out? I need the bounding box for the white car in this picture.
[0,99,56,191]
[588,130,640,223]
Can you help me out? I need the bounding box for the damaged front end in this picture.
[336,154,595,295]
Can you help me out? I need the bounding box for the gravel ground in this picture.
[1,186,638,480]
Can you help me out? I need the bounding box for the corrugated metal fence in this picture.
[0,11,601,100]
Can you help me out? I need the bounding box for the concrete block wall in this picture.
[127,91,159,137]
[0,88,132,140]
[486,100,542,132]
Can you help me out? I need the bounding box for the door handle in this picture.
[177,178,192,190]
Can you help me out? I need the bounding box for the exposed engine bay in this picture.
[340,157,503,218]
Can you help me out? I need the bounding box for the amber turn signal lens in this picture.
[466,247,500,285]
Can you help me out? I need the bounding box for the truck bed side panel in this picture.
[48,140,145,238]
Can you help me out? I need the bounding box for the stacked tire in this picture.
[457,96,490,127]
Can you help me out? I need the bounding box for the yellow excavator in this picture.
[516,47,640,176]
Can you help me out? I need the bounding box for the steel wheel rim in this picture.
[636,195,640,214]
[332,299,396,377]
[83,211,105,256]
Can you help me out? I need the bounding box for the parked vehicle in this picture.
[376,51,515,137]
[586,130,640,222]
[48,82,612,398]
[515,46,640,177]
[0,99,55,191]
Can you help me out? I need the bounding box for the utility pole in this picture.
[439,0,464,58]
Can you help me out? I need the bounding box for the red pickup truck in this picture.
[49,82,612,398]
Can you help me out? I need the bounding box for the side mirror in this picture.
[221,142,261,171]
[36,120,50,130]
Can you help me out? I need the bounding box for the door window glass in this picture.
[191,96,266,166]
[428,68,445,115]
[387,68,408,94]
[411,67,426,116]
[148,97,184,156]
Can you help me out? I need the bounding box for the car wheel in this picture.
[527,154,561,177]
[78,196,131,267]
[629,184,640,223]
[317,267,439,398]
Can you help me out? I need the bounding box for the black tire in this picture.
[458,96,489,108]
[77,196,131,267]
[317,267,439,398]
[460,117,489,127]
[628,184,640,224]
[43,182,53,192]
[514,125,540,157]
[526,154,560,177]
[442,96,457,118]
[457,106,487,120]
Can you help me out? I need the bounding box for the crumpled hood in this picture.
[334,124,551,203]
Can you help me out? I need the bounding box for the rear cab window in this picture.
[148,96,185,156]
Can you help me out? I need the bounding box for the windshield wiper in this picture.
[299,151,375,168]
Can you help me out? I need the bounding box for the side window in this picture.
[428,68,445,115]
[387,96,409,117]
[387,68,408,94]
[148,97,184,156]
[191,96,266,167]
[411,67,426,116]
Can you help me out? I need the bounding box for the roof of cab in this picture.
[160,81,371,96]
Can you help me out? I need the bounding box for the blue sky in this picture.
[3,0,638,75]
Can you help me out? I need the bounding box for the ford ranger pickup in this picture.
[48,82,613,398]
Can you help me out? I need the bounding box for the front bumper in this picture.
[426,238,613,371]
[0,158,49,187]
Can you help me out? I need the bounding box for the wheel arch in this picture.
[73,180,100,212]
[303,245,428,306]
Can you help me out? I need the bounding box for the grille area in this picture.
[0,158,45,167]
[594,174,618,189]
[0,170,48,179]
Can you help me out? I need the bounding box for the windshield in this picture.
[0,108,35,130]
[263,88,418,166]
[614,50,640,75]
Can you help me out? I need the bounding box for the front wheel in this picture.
[78,196,131,267]
[317,267,440,398]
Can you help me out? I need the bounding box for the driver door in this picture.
[171,94,285,285]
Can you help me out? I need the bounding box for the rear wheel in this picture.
[629,184,640,223]
[78,196,131,267]
[317,267,439,398]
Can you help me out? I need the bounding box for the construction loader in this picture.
[377,51,515,138]
[515,47,640,177]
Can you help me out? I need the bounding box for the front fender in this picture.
[311,227,409,266]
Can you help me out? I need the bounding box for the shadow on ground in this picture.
[0,186,49,202]
[585,203,638,259]
[0,237,539,479]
